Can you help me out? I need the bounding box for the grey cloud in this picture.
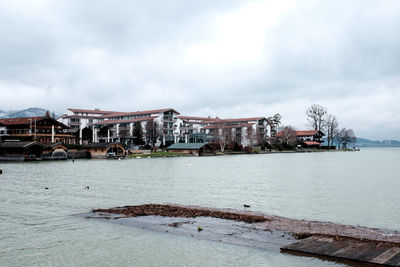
[0,0,400,139]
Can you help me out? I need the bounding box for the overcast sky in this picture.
[1,0,400,140]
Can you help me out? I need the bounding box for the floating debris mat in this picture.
[281,235,400,266]
[87,204,400,266]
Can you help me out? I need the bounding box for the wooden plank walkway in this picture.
[281,235,400,266]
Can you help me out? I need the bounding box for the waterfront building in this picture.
[177,116,271,146]
[57,108,114,133]
[166,142,215,156]
[0,115,75,144]
[177,116,216,143]
[294,130,325,143]
[199,117,270,146]
[0,141,45,161]
[275,130,325,147]
[94,108,181,147]
[83,142,125,159]
[58,107,272,147]
[42,142,68,160]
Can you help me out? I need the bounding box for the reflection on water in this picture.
[1,148,399,266]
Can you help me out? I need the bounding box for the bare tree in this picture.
[325,114,339,146]
[335,128,346,148]
[256,127,267,146]
[280,126,297,146]
[232,127,242,144]
[306,104,327,132]
[145,120,162,146]
[216,126,232,153]
[343,128,356,148]
[335,128,357,148]
[247,127,259,147]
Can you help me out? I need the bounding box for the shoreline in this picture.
[0,147,361,162]
[88,204,400,266]
[92,204,400,244]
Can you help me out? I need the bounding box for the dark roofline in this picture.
[83,142,124,149]
[0,141,46,148]
[0,116,70,129]
[99,108,180,119]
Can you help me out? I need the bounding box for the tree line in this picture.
[306,104,356,148]
[279,104,356,148]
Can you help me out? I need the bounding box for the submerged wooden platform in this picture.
[281,235,400,266]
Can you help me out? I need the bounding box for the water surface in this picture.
[1,148,399,266]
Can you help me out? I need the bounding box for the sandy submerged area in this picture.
[93,204,400,245]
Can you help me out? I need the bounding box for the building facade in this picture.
[58,107,272,147]
[0,116,75,144]
[199,117,270,146]
[94,108,181,147]
[58,108,115,133]
[275,130,325,147]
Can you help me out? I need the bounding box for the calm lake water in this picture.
[1,148,399,266]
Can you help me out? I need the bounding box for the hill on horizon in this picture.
[322,137,400,147]
[354,138,400,147]
[0,107,61,119]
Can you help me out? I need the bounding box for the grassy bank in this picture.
[128,151,191,158]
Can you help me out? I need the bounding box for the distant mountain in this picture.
[0,107,62,119]
[322,137,400,147]
[355,138,400,147]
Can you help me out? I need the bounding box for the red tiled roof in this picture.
[203,123,255,129]
[0,116,44,126]
[99,108,180,118]
[207,117,266,124]
[296,130,319,136]
[0,116,69,129]
[67,108,115,114]
[303,141,321,146]
[60,115,104,119]
[178,116,214,121]
[94,117,155,125]
[275,130,321,138]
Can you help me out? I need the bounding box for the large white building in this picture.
[94,108,180,146]
[176,116,270,146]
[199,117,270,146]
[177,116,216,143]
[58,107,272,147]
[58,108,115,133]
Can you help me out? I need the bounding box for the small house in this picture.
[295,130,325,143]
[42,142,68,160]
[302,141,322,149]
[83,142,126,159]
[167,142,215,156]
[0,141,45,161]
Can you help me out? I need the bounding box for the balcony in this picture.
[163,116,173,122]
[180,125,194,130]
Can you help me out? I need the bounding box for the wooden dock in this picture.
[281,235,400,266]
